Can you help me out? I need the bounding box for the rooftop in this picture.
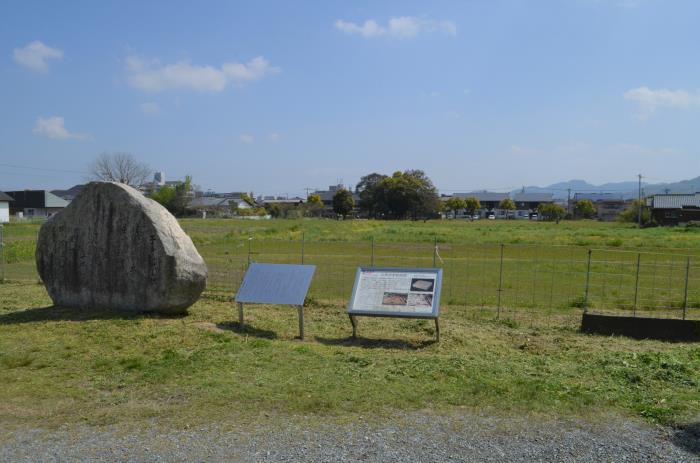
[648,193,700,209]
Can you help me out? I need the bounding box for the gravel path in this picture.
[1,411,698,462]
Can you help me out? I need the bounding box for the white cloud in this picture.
[334,16,456,39]
[624,86,700,118]
[268,132,280,142]
[239,134,254,144]
[140,102,160,115]
[126,55,280,92]
[13,41,63,72]
[33,116,87,140]
[334,20,385,38]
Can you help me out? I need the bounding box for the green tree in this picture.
[538,203,566,223]
[149,185,176,210]
[356,173,388,218]
[444,197,466,218]
[618,200,653,225]
[307,194,322,206]
[463,196,481,217]
[332,188,354,218]
[355,170,439,220]
[171,175,193,216]
[240,192,256,207]
[574,199,596,219]
[148,175,193,216]
[499,198,516,218]
[305,193,324,218]
[265,203,282,218]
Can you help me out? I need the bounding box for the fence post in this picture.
[301,232,305,265]
[247,237,252,266]
[683,256,690,320]
[0,224,4,283]
[497,243,504,319]
[370,236,375,267]
[583,249,592,313]
[633,253,641,317]
[433,236,438,268]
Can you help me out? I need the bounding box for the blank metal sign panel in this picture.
[235,263,316,306]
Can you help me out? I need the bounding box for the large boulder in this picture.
[36,182,207,313]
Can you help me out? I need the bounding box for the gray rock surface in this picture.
[36,182,207,314]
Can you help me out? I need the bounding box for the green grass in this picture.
[0,282,698,430]
[3,219,700,317]
[178,218,700,251]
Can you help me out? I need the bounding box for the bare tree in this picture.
[89,153,152,187]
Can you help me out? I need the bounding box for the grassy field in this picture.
[1,219,699,431]
[3,219,700,317]
[1,281,699,431]
[178,218,700,250]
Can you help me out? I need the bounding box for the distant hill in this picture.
[513,176,700,199]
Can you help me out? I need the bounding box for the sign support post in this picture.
[297,305,305,339]
[238,302,244,327]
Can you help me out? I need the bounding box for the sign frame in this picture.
[234,262,316,339]
[347,267,443,341]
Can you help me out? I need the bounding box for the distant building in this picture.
[260,197,305,206]
[572,193,628,221]
[512,192,554,219]
[5,190,69,218]
[312,185,360,207]
[187,194,252,217]
[51,184,85,201]
[0,191,12,223]
[646,193,700,225]
[453,191,509,218]
[153,172,165,186]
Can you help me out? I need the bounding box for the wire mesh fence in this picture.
[1,225,698,323]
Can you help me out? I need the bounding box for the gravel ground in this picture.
[1,411,698,462]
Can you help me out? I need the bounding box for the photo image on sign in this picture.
[410,278,435,293]
[382,292,408,306]
[408,293,433,307]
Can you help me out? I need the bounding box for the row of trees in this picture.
[88,154,651,223]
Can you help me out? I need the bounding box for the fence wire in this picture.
[1,228,698,322]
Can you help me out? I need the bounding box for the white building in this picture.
[0,191,11,223]
[5,190,69,219]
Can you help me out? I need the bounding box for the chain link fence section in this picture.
[2,227,698,321]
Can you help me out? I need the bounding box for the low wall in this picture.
[581,313,700,342]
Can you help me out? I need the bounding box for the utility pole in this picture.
[638,174,643,228]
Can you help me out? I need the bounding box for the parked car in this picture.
[530,213,538,220]
[487,213,495,220]
[472,214,480,220]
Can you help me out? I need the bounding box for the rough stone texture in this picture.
[36,182,207,313]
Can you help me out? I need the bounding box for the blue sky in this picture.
[1,0,699,196]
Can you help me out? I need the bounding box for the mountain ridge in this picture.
[512,176,700,199]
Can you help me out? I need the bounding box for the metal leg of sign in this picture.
[297,305,305,340]
[237,302,244,329]
[434,318,440,342]
[349,315,358,339]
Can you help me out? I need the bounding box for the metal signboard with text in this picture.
[347,267,443,340]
